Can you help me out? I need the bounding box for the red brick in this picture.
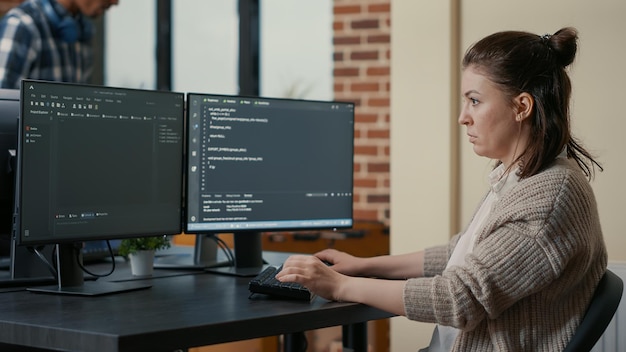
[355,113,378,123]
[352,19,379,30]
[334,52,344,61]
[334,36,361,45]
[367,98,390,107]
[354,145,378,156]
[333,21,344,31]
[367,129,390,139]
[368,34,390,44]
[351,82,379,92]
[367,66,390,76]
[334,67,359,77]
[351,51,379,61]
[367,162,390,173]
[367,194,390,203]
[354,178,377,188]
[368,3,391,13]
[334,5,361,15]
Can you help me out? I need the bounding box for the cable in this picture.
[32,246,58,278]
[77,240,116,278]
[212,235,235,265]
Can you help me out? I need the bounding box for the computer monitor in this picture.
[0,88,19,260]
[185,93,354,276]
[0,89,123,286]
[14,80,185,295]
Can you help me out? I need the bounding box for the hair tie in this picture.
[541,34,552,44]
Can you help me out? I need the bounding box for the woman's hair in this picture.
[462,27,602,179]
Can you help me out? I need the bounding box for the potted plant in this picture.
[119,235,171,276]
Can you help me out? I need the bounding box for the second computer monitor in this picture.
[15,80,185,294]
[186,93,354,275]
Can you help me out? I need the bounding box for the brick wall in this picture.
[333,0,391,226]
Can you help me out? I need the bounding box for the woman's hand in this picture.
[276,253,409,316]
[276,254,348,301]
[314,248,365,276]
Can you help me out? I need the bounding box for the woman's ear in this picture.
[514,92,534,121]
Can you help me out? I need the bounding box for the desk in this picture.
[0,251,394,352]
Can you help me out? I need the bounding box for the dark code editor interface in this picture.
[186,94,354,232]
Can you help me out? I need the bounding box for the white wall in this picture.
[391,0,626,350]
[390,2,457,350]
[458,0,626,256]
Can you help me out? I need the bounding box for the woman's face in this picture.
[458,66,523,167]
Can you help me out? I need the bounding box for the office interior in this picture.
[1,1,625,351]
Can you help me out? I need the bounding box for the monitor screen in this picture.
[185,93,354,276]
[15,80,185,294]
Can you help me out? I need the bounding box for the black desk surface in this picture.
[0,250,394,352]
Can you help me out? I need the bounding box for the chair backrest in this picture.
[563,269,624,352]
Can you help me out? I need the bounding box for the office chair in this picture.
[563,269,623,352]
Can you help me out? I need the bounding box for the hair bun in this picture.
[548,27,578,68]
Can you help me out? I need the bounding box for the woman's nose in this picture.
[458,109,470,125]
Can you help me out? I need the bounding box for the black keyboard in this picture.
[248,265,313,300]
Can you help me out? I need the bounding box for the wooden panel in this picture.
[262,221,389,257]
[190,337,278,352]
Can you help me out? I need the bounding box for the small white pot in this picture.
[128,250,156,276]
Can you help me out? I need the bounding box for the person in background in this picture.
[277,27,607,351]
[0,0,118,89]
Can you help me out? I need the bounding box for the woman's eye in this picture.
[470,98,479,105]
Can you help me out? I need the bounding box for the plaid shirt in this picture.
[0,0,93,89]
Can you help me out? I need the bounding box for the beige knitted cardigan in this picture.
[403,158,607,351]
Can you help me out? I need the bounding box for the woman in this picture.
[276,27,607,351]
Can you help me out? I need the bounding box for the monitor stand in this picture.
[206,232,268,277]
[26,243,152,296]
[153,234,230,270]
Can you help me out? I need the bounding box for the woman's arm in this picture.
[276,254,410,316]
[315,248,425,279]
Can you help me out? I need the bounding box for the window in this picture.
[104,0,332,100]
[105,0,156,89]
